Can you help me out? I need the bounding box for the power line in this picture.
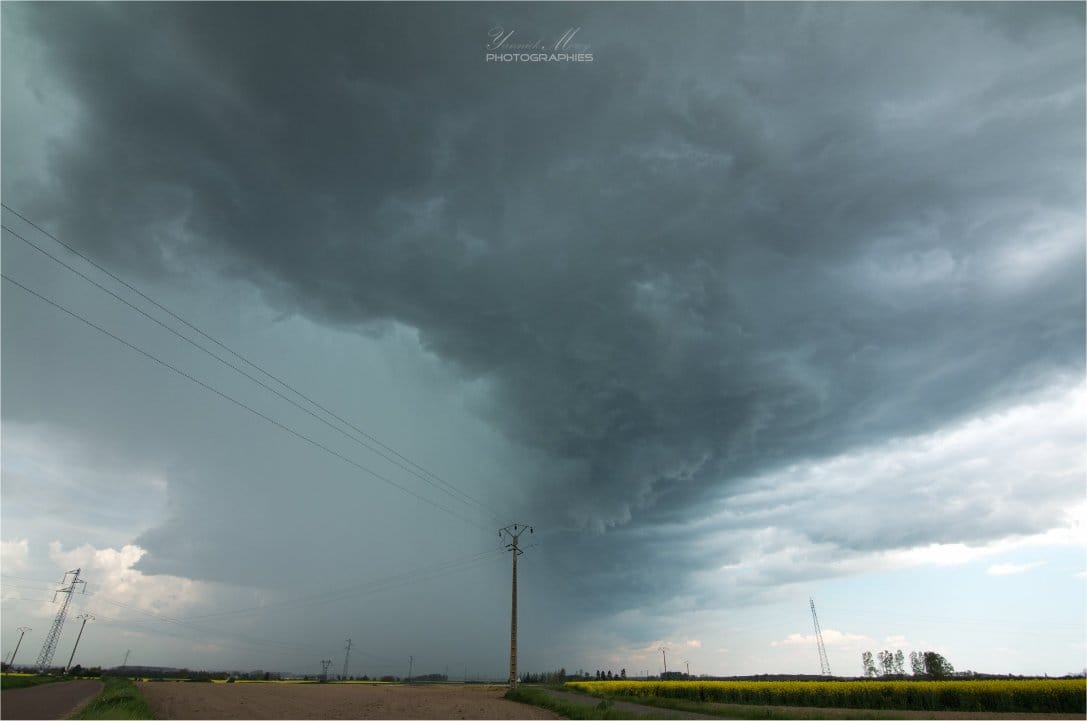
[0,581,69,594]
[176,548,505,622]
[1,272,492,533]
[826,606,1086,630]
[3,223,503,526]
[37,549,507,664]
[86,595,329,658]
[1,549,508,669]
[1,206,508,523]
[52,594,400,667]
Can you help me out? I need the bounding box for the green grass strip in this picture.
[604,693,930,720]
[70,676,154,720]
[506,686,659,719]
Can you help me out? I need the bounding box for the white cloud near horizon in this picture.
[987,561,1048,576]
[685,382,1085,605]
[47,541,209,619]
[770,629,873,648]
[1,538,29,572]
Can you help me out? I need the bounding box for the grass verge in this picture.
[505,686,658,719]
[588,693,1086,720]
[70,676,154,720]
[1,673,67,691]
[604,693,920,719]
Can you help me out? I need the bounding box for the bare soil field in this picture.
[138,681,562,720]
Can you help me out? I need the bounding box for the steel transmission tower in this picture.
[499,523,532,687]
[342,638,352,680]
[809,598,832,676]
[36,568,86,671]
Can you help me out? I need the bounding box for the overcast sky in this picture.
[2,2,1084,679]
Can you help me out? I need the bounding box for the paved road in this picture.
[1,680,103,720]
[535,688,719,719]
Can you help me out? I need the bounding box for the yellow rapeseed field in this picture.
[565,678,1086,713]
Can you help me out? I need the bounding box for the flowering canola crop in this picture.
[565,679,1086,713]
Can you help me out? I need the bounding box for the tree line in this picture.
[861,650,954,679]
[518,668,630,683]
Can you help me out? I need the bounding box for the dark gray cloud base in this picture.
[4,3,1084,612]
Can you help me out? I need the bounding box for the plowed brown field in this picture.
[138,682,562,720]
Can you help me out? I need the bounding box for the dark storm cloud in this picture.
[4,3,1084,610]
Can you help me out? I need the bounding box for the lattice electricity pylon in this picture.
[36,568,86,671]
[809,598,832,676]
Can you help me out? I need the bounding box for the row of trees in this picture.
[519,668,630,683]
[861,650,954,679]
[518,668,570,684]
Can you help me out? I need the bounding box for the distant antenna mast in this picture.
[809,598,832,676]
[36,568,86,671]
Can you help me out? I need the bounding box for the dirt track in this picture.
[538,688,719,718]
[138,682,562,720]
[0,679,103,720]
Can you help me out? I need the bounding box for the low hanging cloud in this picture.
[771,630,873,648]
[47,541,213,619]
[718,383,1085,553]
[1,540,220,627]
[987,562,1048,576]
[2,1,1083,627]
[647,384,1087,613]
[0,539,29,572]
